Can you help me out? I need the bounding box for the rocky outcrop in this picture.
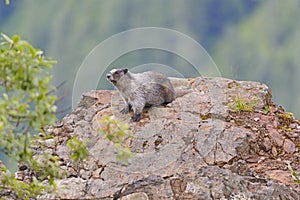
[17,77,300,199]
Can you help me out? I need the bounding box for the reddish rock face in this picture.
[283,139,296,154]
[5,77,300,200]
[269,129,284,147]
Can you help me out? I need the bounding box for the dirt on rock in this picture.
[227,109,300,189]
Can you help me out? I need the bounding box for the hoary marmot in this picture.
[106,68,175,122]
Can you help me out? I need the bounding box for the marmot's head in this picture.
[106,68,128,85]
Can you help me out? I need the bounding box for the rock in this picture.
[226,160,253,176]
[263,137,272,151]
[289,123,297,129]
[273,118,279,128]
[18,163,28,171]
[295,138,300,148]
[42,138,56,148]
[254,117,260,122]
[14,171,24,181]
[245,155,261,163]
[55,145,70,161]
[283,139,296,154]
[266,170,295,186]
[271,146,278,157]
[119,192,149,200]
[269,130,284,147]
[54,178,86,199]
[92,167,104,179]
[286,131,299,138]
[3,77,300,199]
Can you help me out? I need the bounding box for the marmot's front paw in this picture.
[130,113,141,122]
[120,104,131,114]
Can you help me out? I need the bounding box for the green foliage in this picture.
[2,138,64,198]
[0,32,57,158]
[67,136,89,164]
[0,165,50,199]
[287,164,300,185]
[279,112,294,120]
[229,95,256,113]
[0,33,59,199]
[99,115,132,164]
[30,152,63,185]
[277,112,297,132]
[263,105,271,114]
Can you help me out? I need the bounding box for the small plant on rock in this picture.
[262,105,271,114]
[229,94,257,113]
[99,115,133,164]
[67,136,89,164]
[288,164,300,185]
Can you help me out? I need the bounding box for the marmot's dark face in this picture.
[106,68,128,85]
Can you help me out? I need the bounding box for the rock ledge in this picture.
[13,77,300,199]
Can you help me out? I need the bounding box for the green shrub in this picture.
[67,136,89,164]
[99,115,132,164]
[0,33,59,199]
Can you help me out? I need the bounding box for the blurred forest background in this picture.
[1,0,299,120]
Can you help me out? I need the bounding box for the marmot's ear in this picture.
[123,68,128,74]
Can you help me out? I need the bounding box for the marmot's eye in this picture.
[115,71,120,74]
